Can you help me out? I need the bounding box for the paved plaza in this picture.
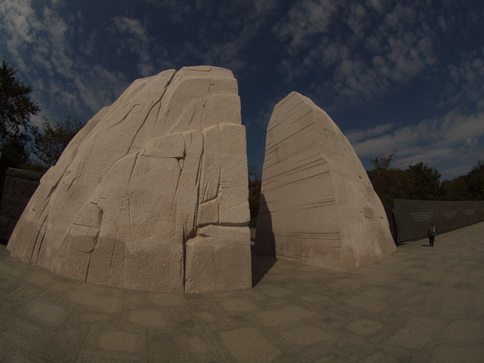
[0,222,483,362]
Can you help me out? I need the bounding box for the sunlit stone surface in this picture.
[8,66,251,293]
[254,92,395,271]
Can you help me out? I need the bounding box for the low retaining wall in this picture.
[0,167,42,244]
[394,199,484,242]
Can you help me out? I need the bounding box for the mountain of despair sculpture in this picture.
[254,92,396,270]
[7,66,251,293]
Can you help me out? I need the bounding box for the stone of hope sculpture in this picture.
[8,67,395,293]
[8,66,252,293]
[254,92,396,271]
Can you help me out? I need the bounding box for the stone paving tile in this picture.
[386,316,445,349]
[122,290,146,309]
[146,292,188,308]
[77,351,144,363]
[69,309,121,327]
[298,292,331,303]
[219,327,281,362]
[37,279,77,302]
[80,324,147,361]
[219,297,258,313]
[442,320,483,342]
[299,338,378,363]
[168,308,200,330]
[219,311,257,328]
[146,328,185,362]
[0,315,57,355]
[257,306,315,327]
[0,312,8,326]
[345,318,384,335]
[175,327,225,362]
[0,338,13,361]
[194,310,219,324]
[430,346,484,363]
[343,295,391,315]
[0,285,40,315]
[22,270,59,288]
[2,345,46,363]
[15,297,71,328]
[118,308,170,331]
[257,284,292,298]
[67,290,124,314]
[42,314,91,362]
[278,324,334,347]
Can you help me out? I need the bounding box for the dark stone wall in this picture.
[394,199,484,242]
[0,167,42,244]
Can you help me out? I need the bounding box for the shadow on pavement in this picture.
[251,252,277,288]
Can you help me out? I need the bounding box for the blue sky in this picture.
[1,0,482,180]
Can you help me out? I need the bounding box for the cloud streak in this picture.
[0,0,130,122]
[349,109,484,179]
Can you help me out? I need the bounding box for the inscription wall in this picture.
[394,199,484,242]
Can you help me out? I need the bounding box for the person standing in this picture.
[427,223,437,247]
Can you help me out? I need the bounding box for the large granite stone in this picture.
[254,92,395,271]
[7,66,251,293]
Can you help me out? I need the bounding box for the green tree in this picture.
[0,60,40,167]
[370,151,396,170]
[367,151,409,206]
[465,160,484,200]
[0,135,31,168]
[30,118,82,167]
[0,60,40,143]
[368,168,411,206]
[441,176,467,201]
[402,162,442,200]
[368,153,444,204]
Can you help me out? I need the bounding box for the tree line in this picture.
[0,60,81,171]
[367,152,484,206]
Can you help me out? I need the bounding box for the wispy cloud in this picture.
[273,0,338,53]
[350,110,484,179]
[112,16,156,76]
[444,48,484,112]
[346,123,395,143]
[0,0,129,122]
[270,1,460,109]
[175,1,279,73]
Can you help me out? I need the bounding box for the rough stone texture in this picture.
[7,66,251,293]
[254,92,395,271]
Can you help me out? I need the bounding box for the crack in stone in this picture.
[127,153,140,253]
[84,229,100,282]
[30,216,48,265]
[105,103,140,130]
